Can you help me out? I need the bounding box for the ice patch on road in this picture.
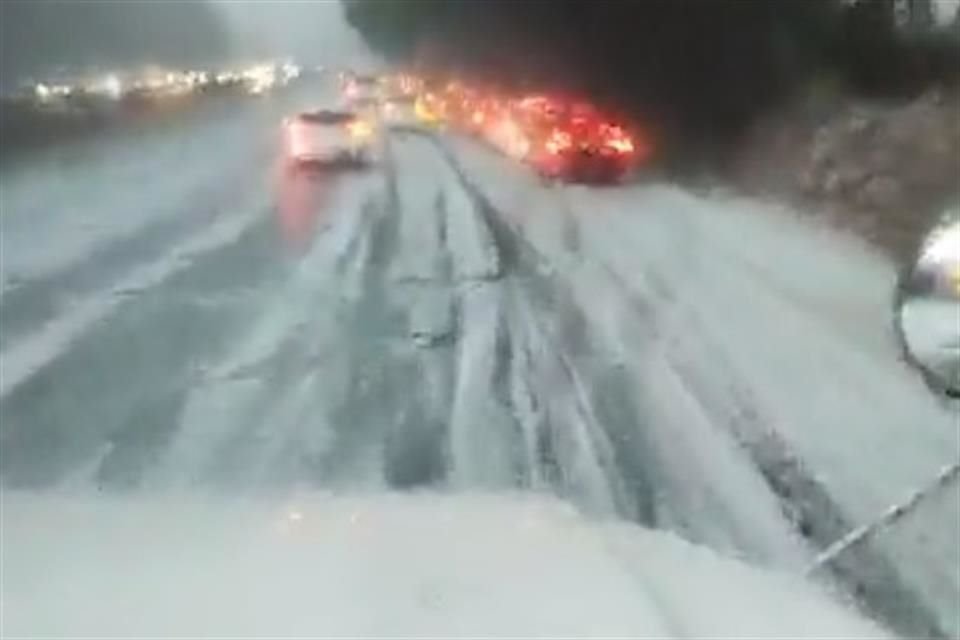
[408,286,454,347]
[203,175,378,383]
[0,194,269,399]
[442,176,501,281]
[448,283,518,487]
[507,287,626,517]
[0,114,259,286]
[390,135,501,281]
[389,136,449,282]
[153,175,384,488]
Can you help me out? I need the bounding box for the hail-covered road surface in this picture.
[1,82,957,638]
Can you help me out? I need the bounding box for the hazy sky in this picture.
[212,0,371,65]
[935,0,960,23]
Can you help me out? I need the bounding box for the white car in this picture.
[282,110,377,167]
[341,74,381,111]
[380,94,418,127]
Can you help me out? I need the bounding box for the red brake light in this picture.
[545,128,573,154]
[598,123,635,155]
[285,121,305,155]
[606,135,634,154]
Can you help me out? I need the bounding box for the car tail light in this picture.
[606,135,634,154]
[415,98,435,122]
[598,123,635,155]
[285,120,301,142]
[545,129,573,155]
[285,121,306,156]
[347,119,374,139]
[492,117,529,159]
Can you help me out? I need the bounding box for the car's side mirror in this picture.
[893,213,960,397]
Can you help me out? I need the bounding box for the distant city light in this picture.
[99,74,123,100]
[17,59,304,108]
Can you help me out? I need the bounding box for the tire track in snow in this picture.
[420,132,646,516]
[657,238,952,639]
[559,181,955,638]
[148,174,387,491]
[446,282,523,488]
[440,137,871,578]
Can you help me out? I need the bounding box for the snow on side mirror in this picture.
[894,212,960,397]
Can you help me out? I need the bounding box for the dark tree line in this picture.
[344,0,959,151]
[1,0,229,85]
[833,0,959,94]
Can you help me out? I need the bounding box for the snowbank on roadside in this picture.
[0,491,890,639]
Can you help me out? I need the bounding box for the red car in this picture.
[522,101,643,184]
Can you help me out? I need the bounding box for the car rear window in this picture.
[297,111,355,124]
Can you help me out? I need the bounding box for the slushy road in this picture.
[1,80,956,637]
